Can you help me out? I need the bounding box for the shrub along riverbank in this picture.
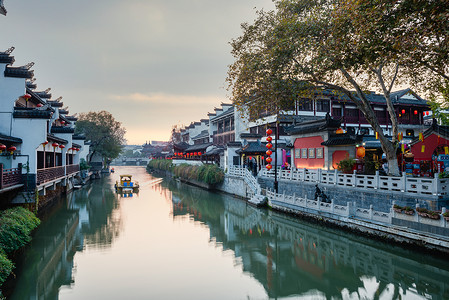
[147,159,224,185]
[0,207,40,288]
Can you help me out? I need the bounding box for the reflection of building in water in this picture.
[9,179,123,299]
[170,184,449,299]
[10,208,81,300]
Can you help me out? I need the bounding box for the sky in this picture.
[0,0,275,144]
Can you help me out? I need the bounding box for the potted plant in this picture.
[427,210,441,220]
[443,211,449,221]
[393,204,403,213]
[337,157,356,174]
[416,207,428,217]
[404,206,414,215]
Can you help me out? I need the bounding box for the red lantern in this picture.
[266,143,273,149]
[198,152,202,156]
[426,111,430,116]
[0,144,6,153]
[52,143,59,148]
[23,94,31,100]
[42,141,48,146]
[266,157,272,163]
[266,164,272,170]
[59,144,65,149]
[36,103,43,107]
[266,150,272,156]
[266,136,272,142]
[336,128,344,134]
[7,146,16,154]
[356,146,366,158]
[266,129,272,135]
[401,109,405,114]
[414,110,418,115]
[194,152,198,156]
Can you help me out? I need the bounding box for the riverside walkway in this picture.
[227,166,449,253]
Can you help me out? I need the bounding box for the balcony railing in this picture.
[0,166,22,189]
[37,164,80,185]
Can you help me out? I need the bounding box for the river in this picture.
[7,166,449,299]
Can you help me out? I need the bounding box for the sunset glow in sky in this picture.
[0,0,274,144]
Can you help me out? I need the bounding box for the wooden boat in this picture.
[115,174,139,193]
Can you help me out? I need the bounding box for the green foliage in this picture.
[197,164,225,185]
[0,207,40,253]
[147,160,225,185]
[79,158,91,171]
[75,111,126,162]
[438,171,449,179]
[336,158,356,174]
[0,207,40,287]
[430,101,449,126]
[147,159,173,172]
[0,249,13,287]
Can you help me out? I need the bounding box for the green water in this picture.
[7,166,449,299]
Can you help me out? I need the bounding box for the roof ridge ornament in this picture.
[23,62,34,69]
[5,46,15,54]
[54,96,62,102]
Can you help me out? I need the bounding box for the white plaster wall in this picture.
[11,118,48,173]
[234,107,249,142]
[0,71,25,135]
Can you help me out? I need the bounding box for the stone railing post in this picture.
[415,203,420,222]
[334,169,338,185]
[347,202,352,217]
[317,196,321,212]
[369,205,373,220]
[442,207,448,228]
[352,170,357,187]
[302,168,306,181]
[433,173,439,196]
[317,168,322,183]
[374,171,379,190]
[401,172,407,192]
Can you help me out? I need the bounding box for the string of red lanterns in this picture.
[266,128,273,170]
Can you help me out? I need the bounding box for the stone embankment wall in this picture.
[258,177,438,212]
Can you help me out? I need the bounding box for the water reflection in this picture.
[9,175,123,300]
[166,179,449,299]
[8,168,449,300]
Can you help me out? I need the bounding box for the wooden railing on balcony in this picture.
[37,166,65,185]
[0,166,22,189]
[66,164,80,175]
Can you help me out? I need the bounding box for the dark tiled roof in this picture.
[47,100,63,107]
[26,88,47,106]
[0,134,22,144]
[173,142,189,151]
[51,126,75,134]
[35,91,52,99]
[4,66,34,79]
[72,143,82,148]
[47,134,67,144]
[0,52,14,64]
[227,141,242,147]
[240,133,262,139]
[185,142,212,152]
[410,121,449,145]
[285,114,341,135]
[66,116,78,122]
[59,109,68,115]
[191,130,209,140]
[237,141,267,154]
[205,147,224,155]
[0,5,6,16]
[26,81,37,89]
[321,135,356,146]
[13,108,52,119]
[72,134,86,140]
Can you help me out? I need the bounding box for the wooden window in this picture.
[301,148,307,158]
[308,148,315,158]
[316,148,323,158]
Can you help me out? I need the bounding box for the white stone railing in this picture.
[260,168,449,196]
[266,189,449,229]
[228,166,261,196]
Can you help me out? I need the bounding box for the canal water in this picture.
[7,166,449,299]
